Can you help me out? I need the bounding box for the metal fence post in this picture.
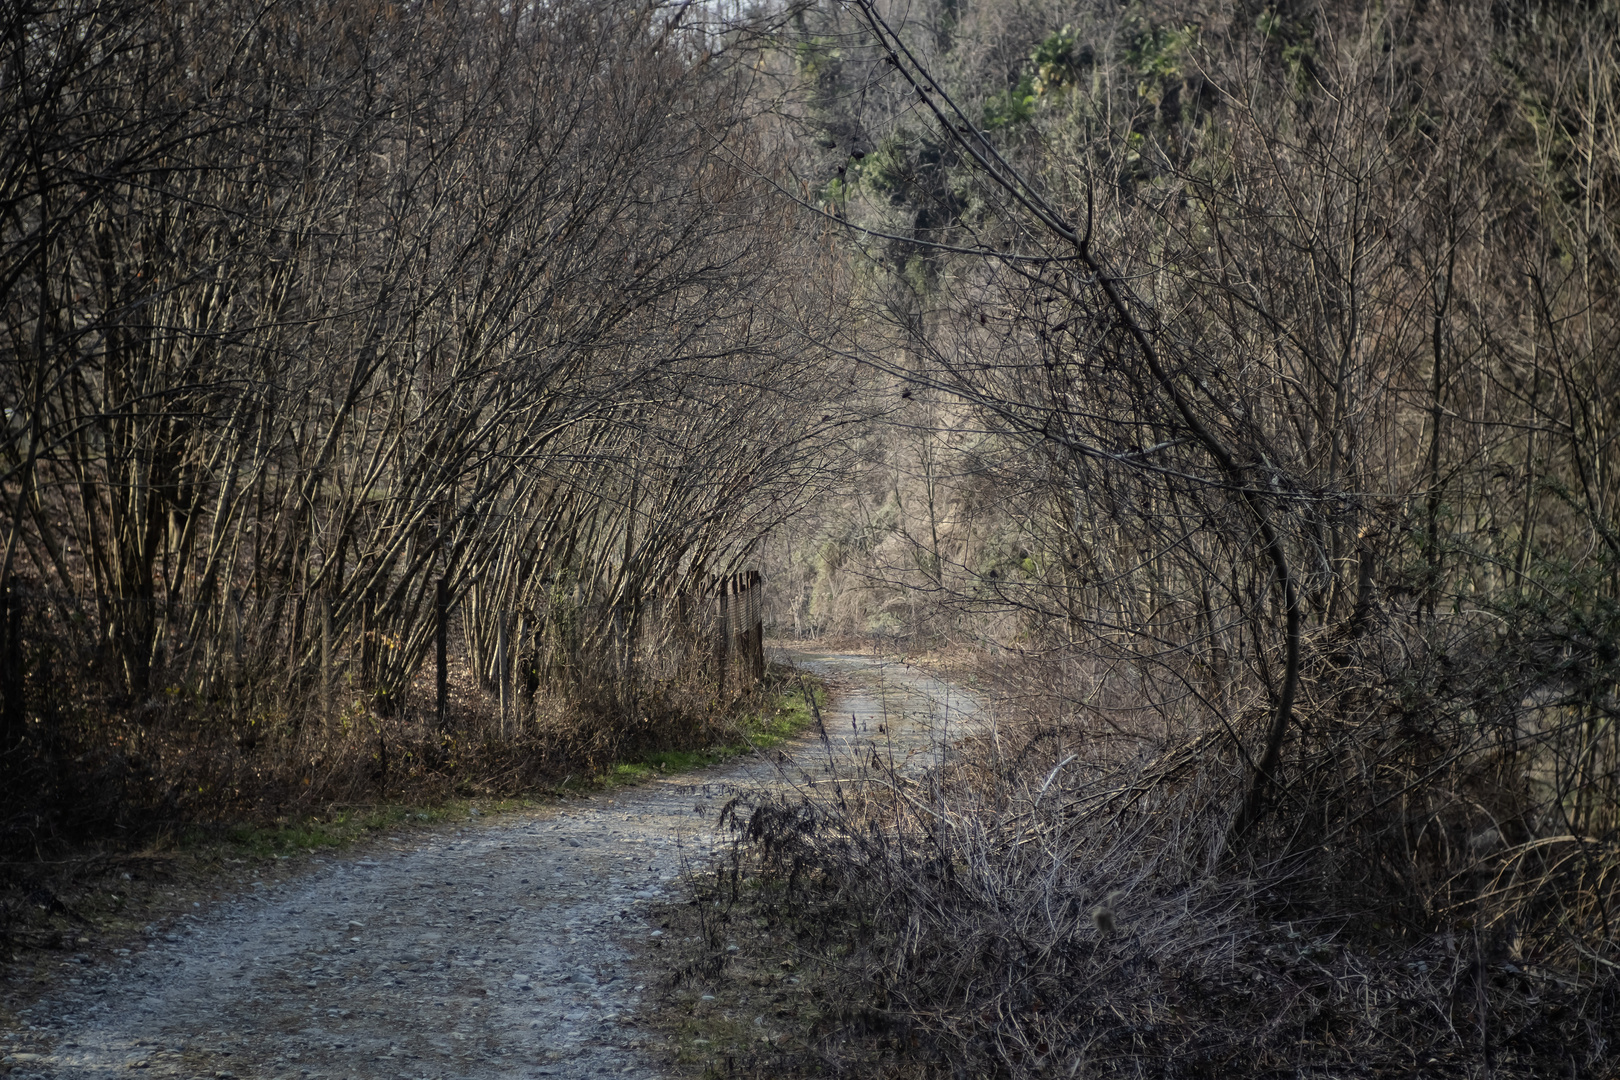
[733,573,751,687]
[749,568,764,684]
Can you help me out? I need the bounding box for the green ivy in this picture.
[1031,25,1082,96]
[1127,19,1199,108]
[983,75,1036,129]
[983,26,1087,129]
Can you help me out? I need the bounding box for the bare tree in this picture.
[1,0,855,831]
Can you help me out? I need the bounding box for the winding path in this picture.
[2,650,976,1080]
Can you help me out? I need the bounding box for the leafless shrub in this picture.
[695,666,1614,1075]
[0,0,855,850]
[698,0,1619,1074]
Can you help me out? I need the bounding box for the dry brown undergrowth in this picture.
[647,651,1617,1080]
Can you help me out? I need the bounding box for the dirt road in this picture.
[1,651,974,1080]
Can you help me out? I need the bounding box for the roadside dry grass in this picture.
[652,853,1618,1079]
[646,651,1618,1080]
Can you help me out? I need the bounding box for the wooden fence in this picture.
[713,569,766,690]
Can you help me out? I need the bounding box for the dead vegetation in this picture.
[0,0,850,858]
[665,1,1619,1075]
[658,641,1615,1078]
[3,0,1618,1072]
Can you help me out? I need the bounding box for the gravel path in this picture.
[1,651,974,1080]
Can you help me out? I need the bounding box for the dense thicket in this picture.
[731,1,1620,1075]
[0,0,851,845]
[4,0,1617,1070]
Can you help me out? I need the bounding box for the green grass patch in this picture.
[606,677,826,789]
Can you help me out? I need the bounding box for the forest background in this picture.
[3,0,1618,1076]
